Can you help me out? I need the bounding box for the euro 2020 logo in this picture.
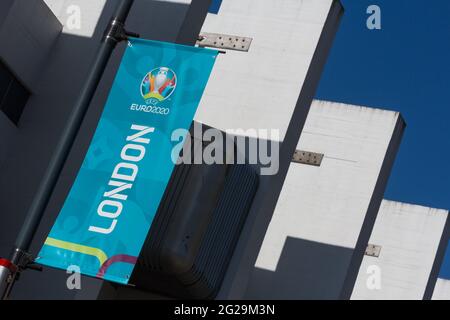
[140,67,177,105]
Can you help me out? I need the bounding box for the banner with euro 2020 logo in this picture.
[37,39,218,284]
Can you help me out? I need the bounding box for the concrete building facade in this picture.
[352,200,448,300]
[245,100,405,299]
[0,0,447,300]
[0,0,344,299]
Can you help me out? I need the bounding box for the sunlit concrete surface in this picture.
[44,0,107,37]
[432,278,450,300]
[246,100,404,299]
[352,200,447,300]
[195,0,334,141]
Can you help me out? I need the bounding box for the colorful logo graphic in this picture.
[141,67,177,105]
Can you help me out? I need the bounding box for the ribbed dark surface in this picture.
[142,163,192,271]
[187,164,259,298]
[132,163,258,299]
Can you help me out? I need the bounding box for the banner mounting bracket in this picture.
[196,32,252,52]
[104,18,140,43]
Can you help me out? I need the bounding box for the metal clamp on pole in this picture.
[104,18,140,43]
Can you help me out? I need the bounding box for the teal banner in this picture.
[38,39,217,284]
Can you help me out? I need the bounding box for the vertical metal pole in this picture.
[0,0,135,299]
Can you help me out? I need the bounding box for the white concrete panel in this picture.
[432,279,450,300]
[255,100,400,271]
[44,0,107,37]
[195,0,334,140]
[352,200,448,300]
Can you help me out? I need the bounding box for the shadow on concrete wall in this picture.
[245,237,353,300]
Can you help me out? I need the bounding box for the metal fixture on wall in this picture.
[365,244,382,258]
[197,32,252,52]
[292,150,324,166]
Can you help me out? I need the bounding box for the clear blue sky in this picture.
[316,0,450,211]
